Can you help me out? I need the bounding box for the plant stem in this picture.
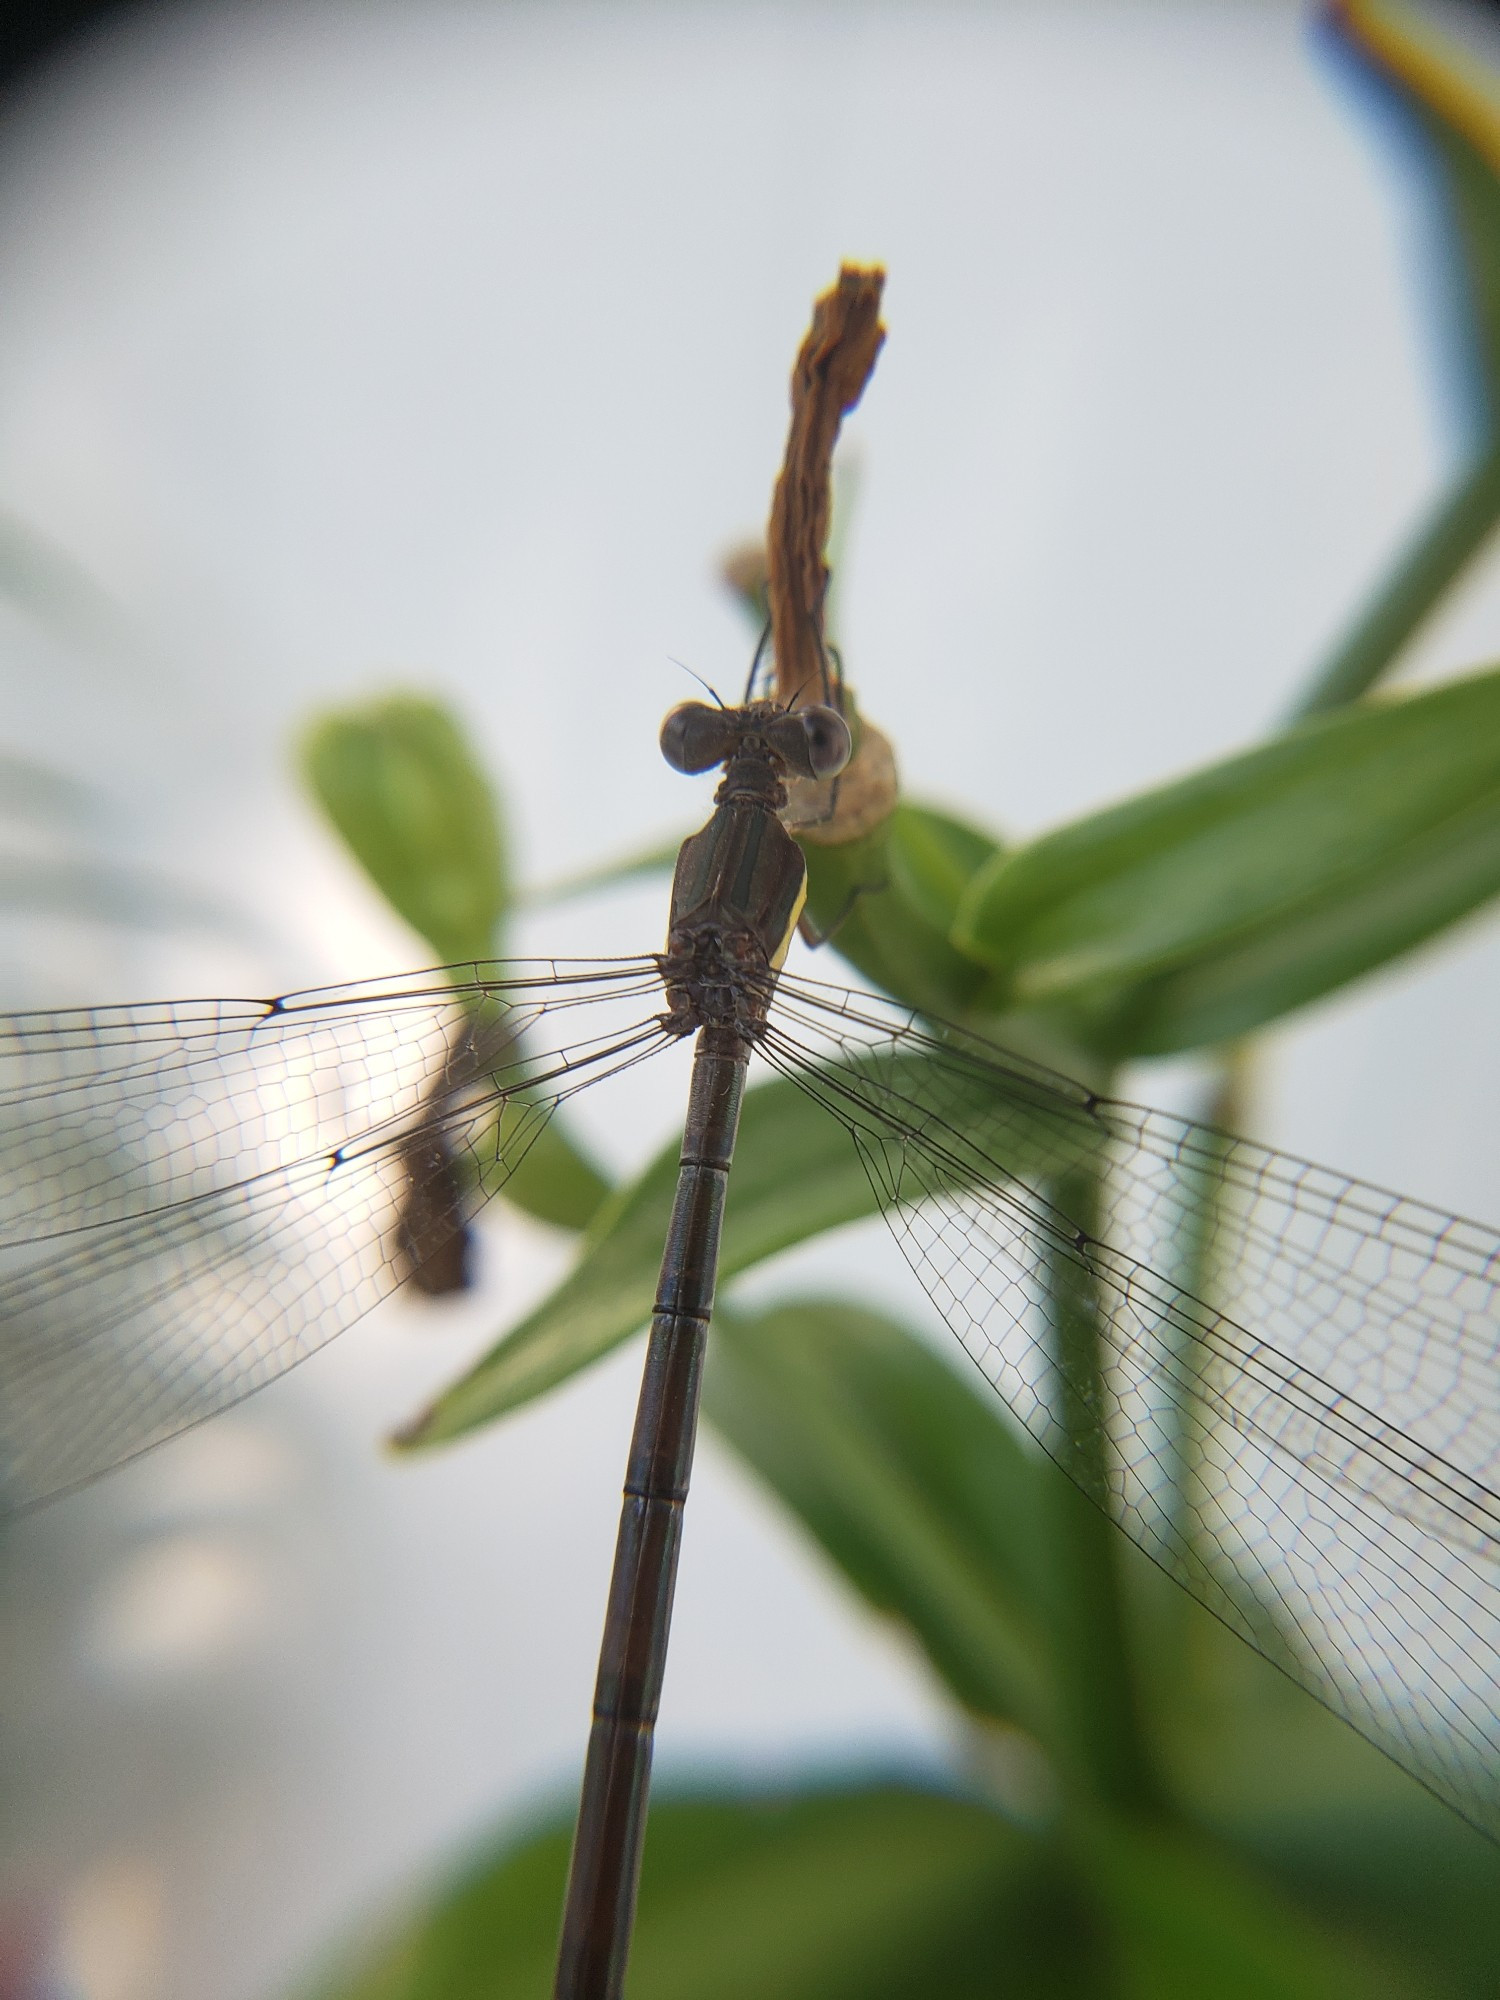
[1045,1162,1163,1814]
[1286,445,1500,722]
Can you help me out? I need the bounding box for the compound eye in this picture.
[800,705,853,776]
[661,703,736,774]
[767,704,852,779]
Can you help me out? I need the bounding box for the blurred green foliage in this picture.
[955,667,1500,1057]
[299,5,1500,1994]
[302,694,609,1232]
[302,696,508,968]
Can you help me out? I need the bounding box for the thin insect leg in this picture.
[795,872,886,950]
[741,618,774,703]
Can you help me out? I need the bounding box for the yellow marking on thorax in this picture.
[770,875,808,971]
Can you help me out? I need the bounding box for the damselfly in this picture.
[1,696,1498,1999]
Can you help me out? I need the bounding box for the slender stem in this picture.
[1046,1162,1163,1814]
[553,1032,747,2000]
[1286,445,1500,722]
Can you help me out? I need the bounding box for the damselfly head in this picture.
[660,701,851,780]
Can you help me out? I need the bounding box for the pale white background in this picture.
[1,3,1499,1997]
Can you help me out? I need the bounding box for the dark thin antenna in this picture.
[668,659,727,708]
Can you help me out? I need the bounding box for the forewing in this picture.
[0,962,664,1508]
[767,974,1500,1838]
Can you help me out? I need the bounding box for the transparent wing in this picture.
[766,972,1500,1840]
[0,960,669,1508]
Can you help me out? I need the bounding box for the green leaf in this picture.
[302,1783,1413,2000]
[1291,443,1500,725]
[802,802,1000,1016]
[304,1782,1099,2000]
[884,805,1002,937]
[397,1067,877,1445]
[301,695,507,965]
[299,697,611,1231]
[499,1115,612,1232]
[398,1038,1093,1448]
[955,667,1500,1058]
[1240,1795,1500,1998]
[1085,1813,1414,2000]
[705,1299,1054,1732]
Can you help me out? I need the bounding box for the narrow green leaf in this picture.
[398,1039,1095,1447]
[304,1783,1096,2000]
[520,833,684,910]
[802,801,1000,1016]
[397,1068,878,1445]
[884,805,1002,936]
[956,667,1500,1058]
[301,695,507,965]
[706,1299,1054,1731]
[1290,446,1500,724]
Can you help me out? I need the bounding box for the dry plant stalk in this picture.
[768,265,886,707]
[767,265,898,844]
